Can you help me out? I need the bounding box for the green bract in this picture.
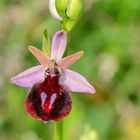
[42,29,51,56]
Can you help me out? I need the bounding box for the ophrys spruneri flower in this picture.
[10,30,96,122]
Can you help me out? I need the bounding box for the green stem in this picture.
[53,120,63,140]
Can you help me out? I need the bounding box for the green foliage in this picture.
[0,0,140,140]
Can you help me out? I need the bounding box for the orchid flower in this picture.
[10,30,96,122]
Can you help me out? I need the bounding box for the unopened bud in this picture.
[66,0,83,20]
[49,0,83,31]
[55,0,69,18]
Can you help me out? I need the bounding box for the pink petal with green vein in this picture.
[51,31,67,61]
[10,65,44,87]
[28,46,50,67]
[61,69,96,94]
[58,51,84,69]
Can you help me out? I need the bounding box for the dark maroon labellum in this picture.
[25,68,72,122]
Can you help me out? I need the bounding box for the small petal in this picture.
[49,0,62,21]
[28,46,50,67]
[61,69,96,94]
[10,65,44,87]
[51,31,67,61]
[58,51,84,69]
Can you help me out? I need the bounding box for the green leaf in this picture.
[42,29,51,56]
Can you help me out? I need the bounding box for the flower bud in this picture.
[55,0,69,18]
[49,0,83,31]
[66,0,83,20]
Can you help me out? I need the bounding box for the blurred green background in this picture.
[0,0,140,140]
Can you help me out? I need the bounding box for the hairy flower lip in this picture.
[11,30,96,94]
[24,66,72,122]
